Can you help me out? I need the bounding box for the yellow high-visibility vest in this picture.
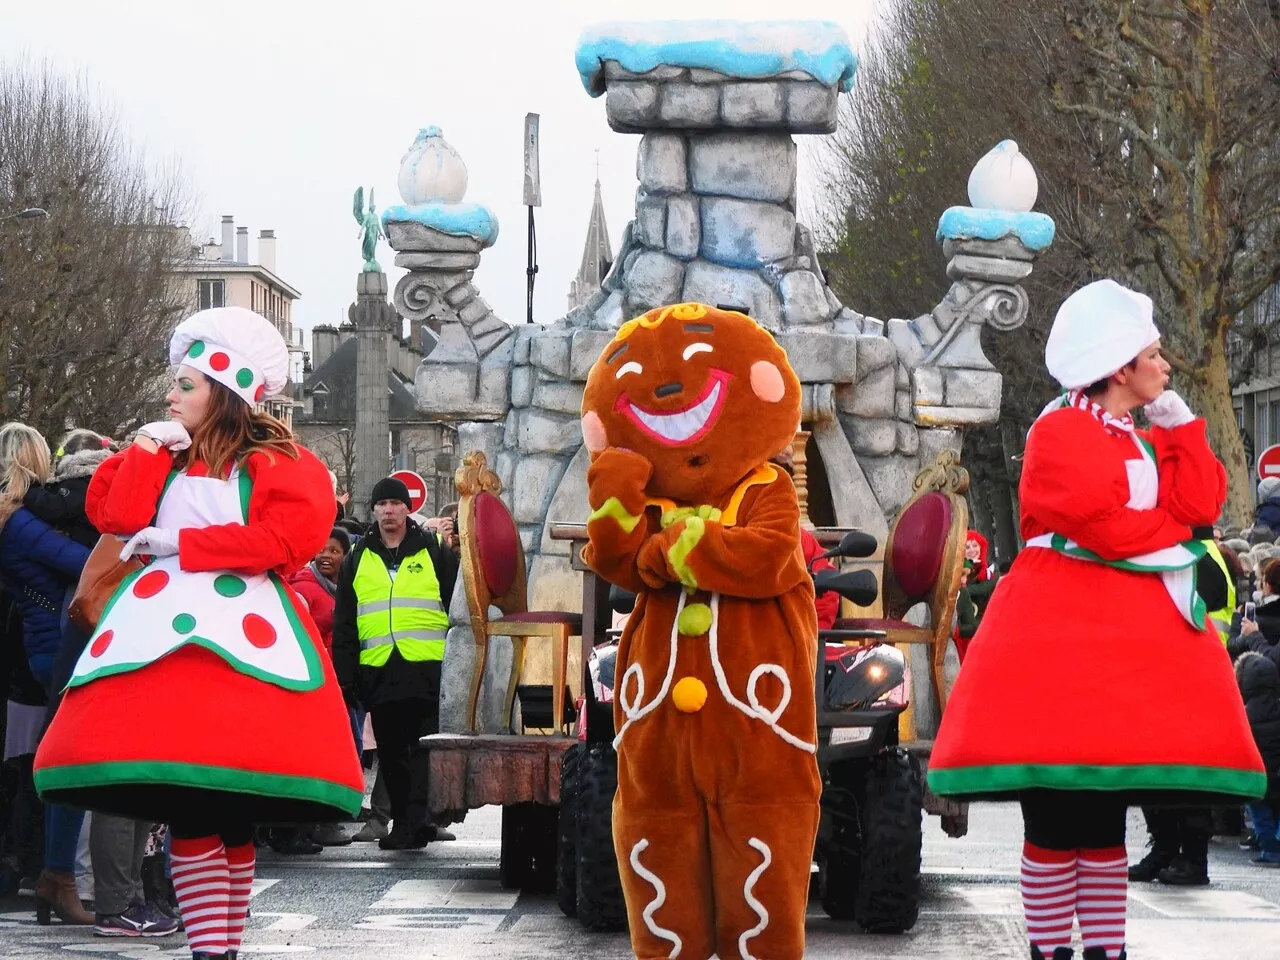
[353,546,449,667]
[1202,540,1236,646]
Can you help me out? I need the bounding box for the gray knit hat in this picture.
[1260,477,1280,502]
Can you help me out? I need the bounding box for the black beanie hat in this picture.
[370,477,412,509]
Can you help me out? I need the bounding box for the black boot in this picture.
[1131,806,1180,881]
[1082,948,1126,960]
[1031,946,1073,960]
[1158,853,1209,885]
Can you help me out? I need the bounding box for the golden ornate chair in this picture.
[456,452,582,734]
[834,451,971,713]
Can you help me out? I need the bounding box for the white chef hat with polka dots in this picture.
[169,307,290,406]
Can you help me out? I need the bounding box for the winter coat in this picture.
[0,503,92,690]
[800,528,838,631]
[332,519,458,709]
[22,449,111,549]
[1,587,45,707]
[1227,597,1280,667]
[1257,497,1280,536]
[289,562,338,657]
[1237,652,1280,797]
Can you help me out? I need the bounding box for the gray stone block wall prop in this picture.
[397,30,1050,626]
[689,133,795,202]
[637,133,688,194]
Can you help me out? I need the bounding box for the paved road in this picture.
[5,805,1279,959]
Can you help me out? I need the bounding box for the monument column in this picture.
[349,271,396,521]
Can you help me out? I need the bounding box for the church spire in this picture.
[568,173,613,311]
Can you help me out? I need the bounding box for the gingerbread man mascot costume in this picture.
[35,307,364,959]
[580,302,820,960]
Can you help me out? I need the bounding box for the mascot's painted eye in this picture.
[683,342,713,361]
[616,361,643,380]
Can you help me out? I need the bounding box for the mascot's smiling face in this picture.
[581,302,801,502]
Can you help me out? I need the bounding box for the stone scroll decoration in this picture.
[393,22,1055,615]
[382,127,513,421]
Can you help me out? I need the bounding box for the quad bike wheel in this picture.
[557,742,584,917]
[575,742,627,932]
[818,768,861,920]
[499,802,558,893]
[853,747,923,933]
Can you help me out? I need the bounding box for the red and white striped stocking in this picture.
[1021,842,1077,955]
[170,836,230,955]
[1077,846,1128,960]
[225,842,256,952]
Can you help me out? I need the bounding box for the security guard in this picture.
[1193,526,1235,645]
[333,477,458,850]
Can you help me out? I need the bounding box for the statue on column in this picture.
[353,186,384,273]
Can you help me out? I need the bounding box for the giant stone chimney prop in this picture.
[385,21,1055,735]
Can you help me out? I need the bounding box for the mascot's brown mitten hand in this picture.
[579,303,821,960]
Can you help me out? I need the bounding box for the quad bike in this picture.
[810,534,924,933]
[557,530,924,934]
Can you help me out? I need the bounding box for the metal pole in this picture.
[526,205,537,324]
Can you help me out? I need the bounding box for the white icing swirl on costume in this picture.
[613,591,686,749]
[629,839,682,958]
[707,594,816,753]
[738,837,772,960]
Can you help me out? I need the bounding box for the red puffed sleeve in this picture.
[85,445,174,536]
[1020,408,1192,561]
[178,447,332,577]
[1149,420,1228,527]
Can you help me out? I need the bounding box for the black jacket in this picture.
[22,449,110,549]
[331,519,458,709]
[1226,598,1280,667]
[1237,652,1280,797]
[1,588,45,707]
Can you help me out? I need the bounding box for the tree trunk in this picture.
[1193,336,1251,529]
[999,418,1027,559]
[968,481,992,551]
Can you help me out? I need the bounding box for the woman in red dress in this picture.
[34,307,364,960]
[929,279,1265,960]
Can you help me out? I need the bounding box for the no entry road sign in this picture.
[389,470,428,514]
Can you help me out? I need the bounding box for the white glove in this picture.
[119,527,181,560]
[137,421,192,451]
[1143,390,1196,429]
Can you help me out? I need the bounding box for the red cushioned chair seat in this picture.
[892,491,951,601]
[474,491,519,597]
[832,617,919,632]
[500,611,584,628]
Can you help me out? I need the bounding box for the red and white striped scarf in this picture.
[1063,389,1135,436]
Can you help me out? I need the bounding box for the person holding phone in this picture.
[1229,563,1280,669]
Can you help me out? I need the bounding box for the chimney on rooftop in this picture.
[236,227,248,264]
[311,325,339,370]
[258,229,277,274]
[221,216,234,261]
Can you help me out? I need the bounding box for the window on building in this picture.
[1259,403,1270,455]
[198,279,225,310]
[1270,401,1280,446]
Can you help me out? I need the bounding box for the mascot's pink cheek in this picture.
[750,361,786,403]
[582,411,608,453]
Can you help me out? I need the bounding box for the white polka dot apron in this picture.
[68,469,324,692]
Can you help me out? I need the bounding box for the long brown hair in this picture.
[176,379,299,477]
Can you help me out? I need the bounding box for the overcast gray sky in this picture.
[3,0,878,345]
